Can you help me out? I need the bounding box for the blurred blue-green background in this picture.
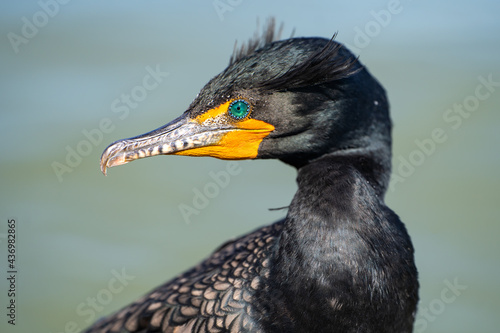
[1,1,499,332]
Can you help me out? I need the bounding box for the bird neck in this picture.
[278,153,387,272]
[321,142,392,199]
[273,151,404,310]
[279,139,392,199]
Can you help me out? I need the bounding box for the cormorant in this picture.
[87,21,418,333]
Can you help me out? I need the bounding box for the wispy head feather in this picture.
[229,18,360,91]
[229,18,284,66]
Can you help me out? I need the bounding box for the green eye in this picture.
[228,99,250,119]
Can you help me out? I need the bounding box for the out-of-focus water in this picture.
[1,1,499,332]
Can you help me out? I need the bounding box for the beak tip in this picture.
[100,158,108,176]
[99,142,129,176]
[100,147,113,176]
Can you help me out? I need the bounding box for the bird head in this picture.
[100,27,392,190]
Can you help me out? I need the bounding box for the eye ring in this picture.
[228,99,251,120]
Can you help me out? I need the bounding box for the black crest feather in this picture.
[229,18,284,66]
[259,34,361,91]
[229,18,360,91]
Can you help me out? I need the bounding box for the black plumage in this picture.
[88,20,418,333]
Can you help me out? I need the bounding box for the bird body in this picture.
[87,21,418,333]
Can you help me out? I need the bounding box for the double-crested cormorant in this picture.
[87,21,418,333]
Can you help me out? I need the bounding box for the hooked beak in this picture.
[100,102,274,175]
[100,115,206,175]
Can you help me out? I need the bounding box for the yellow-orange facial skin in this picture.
[173,100,275,160]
